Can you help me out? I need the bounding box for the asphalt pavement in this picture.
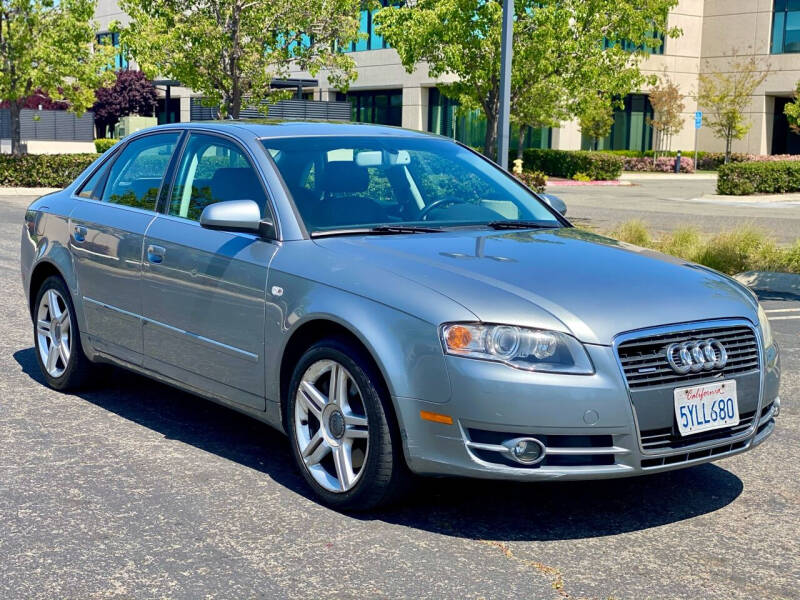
[1,194,798,599]
[556,177,800,244]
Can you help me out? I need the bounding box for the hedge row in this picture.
[94,138,119,153]
[0,153,99,188]
[717,160,800,195]
[519,149,623,180]
[623,156,695,173]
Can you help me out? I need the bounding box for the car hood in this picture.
[313,228,757,345]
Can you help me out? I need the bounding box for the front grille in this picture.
[640,410,756,451]
[617,324,759,390]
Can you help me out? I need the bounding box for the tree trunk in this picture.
[516,125,527,160]
[10,100,23,156]
[725,131,732,164]
[484,111,498,163]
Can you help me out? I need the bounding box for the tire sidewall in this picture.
[286,338,396,509]
[33,276,85,391]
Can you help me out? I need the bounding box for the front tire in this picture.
[33,276,93,391]
[286,338,408,510]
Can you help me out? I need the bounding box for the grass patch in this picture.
[607,221,800,275]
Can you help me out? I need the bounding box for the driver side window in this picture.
[169,133,267,222]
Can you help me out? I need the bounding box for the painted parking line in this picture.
[765,308,800,313]
[768,315,800,320]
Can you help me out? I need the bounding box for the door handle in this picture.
[146,244,166,264]
[73,225,87,243]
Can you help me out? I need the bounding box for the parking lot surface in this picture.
[558,178,800,244]
[1,194,797,599]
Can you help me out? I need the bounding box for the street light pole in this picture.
[497,0,513,170]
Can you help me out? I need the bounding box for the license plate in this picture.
[673,380,739,436]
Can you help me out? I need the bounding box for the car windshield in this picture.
[260,136,561,235]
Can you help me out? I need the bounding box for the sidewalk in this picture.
[620,172,718,181]
[0,187,61,196]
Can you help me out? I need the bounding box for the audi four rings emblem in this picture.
[666,339,728,374]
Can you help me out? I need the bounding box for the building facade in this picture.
[95,0,800,155]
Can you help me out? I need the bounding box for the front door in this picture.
[69,131,181,365]
[141,132,277,410]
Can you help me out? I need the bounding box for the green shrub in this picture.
[717,160,800,195]
[0,153,99,188]
[94,138,119,153]
[513,170,547,192]
[572,171,591,182]
[520,149,623,180]
[605,220,799,275]
[612,219,651,247]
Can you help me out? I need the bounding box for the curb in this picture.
[0,187,61,196]
[546,179,632,187]
[735,271,800,296]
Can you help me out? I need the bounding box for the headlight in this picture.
[757,304,774,349]
[441,323,594,374]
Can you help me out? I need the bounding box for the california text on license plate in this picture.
[673,380,739,436]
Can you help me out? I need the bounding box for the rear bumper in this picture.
[393,343,779,481]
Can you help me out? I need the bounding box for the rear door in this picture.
[140,131,277,410]
[69,131,181,365]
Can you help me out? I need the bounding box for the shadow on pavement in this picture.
[14,346,743,542]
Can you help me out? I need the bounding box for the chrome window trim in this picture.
[162,128,282,240]
[611,318,764,458]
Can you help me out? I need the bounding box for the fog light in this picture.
[503,437,546,465]
[773,397,781,418]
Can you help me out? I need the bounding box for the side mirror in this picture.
[199,199,276,238]
[540,193,567,216]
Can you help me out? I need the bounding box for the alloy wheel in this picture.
[37,289,72,378]
[293,359,370,493]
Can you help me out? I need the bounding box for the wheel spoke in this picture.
[299,381,327,417]
[46,342,59,373]
[302,430,330,466]
[330,363,348,406]
[47,290,62,320]
[37,319,51,335]
[333,444,354,491]
[58,341,70,366]
[344,413,367,428]
[344,427,369,440]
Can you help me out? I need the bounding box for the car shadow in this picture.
[14,347,744,542]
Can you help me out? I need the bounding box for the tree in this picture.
[648,74,685,159]
[578,94,616,151]
[0,0,114,154]
[375,0,679,161]
[120,0,361,119]
[783,80,800,134]
[697,54,768,163]
[92,70,158,138]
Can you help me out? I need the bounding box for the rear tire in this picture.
[286,337,409,510]
[33,276,93,391]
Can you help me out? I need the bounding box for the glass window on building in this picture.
[772,0,800,53]
[336,90,403,126]
[580,93,654,152]
[96,32,129,70]
[603,27,666,55]
[344,0,393,52]
[427,88,551,153]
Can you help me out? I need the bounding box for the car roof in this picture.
[137,120,440,141]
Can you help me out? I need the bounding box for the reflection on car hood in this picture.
[314,228,758,345]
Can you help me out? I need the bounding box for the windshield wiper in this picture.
[310,225,444,238]
[486,220,561,230]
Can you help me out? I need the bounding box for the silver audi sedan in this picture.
[20,122,780,509]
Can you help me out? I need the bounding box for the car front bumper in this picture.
[394,343,780,481]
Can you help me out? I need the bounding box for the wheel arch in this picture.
[279,318,396,433]
[28,260,67,319]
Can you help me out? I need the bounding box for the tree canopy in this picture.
[698,54,768,163]
[92,70,158,138]
[375,0,680,160]
[120,0,362,119]
[0,0,114,154]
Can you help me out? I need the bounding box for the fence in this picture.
[190,98,351,122]
[0,109,95,141]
